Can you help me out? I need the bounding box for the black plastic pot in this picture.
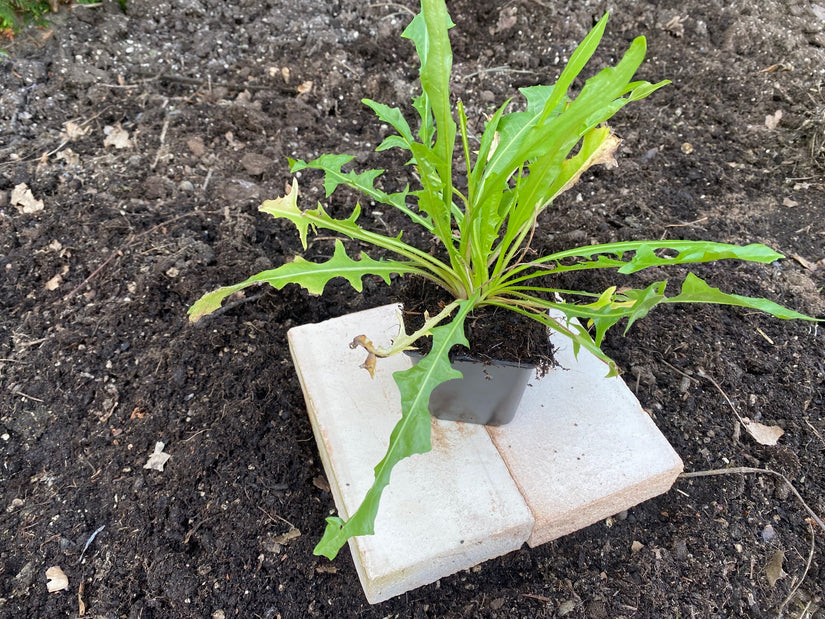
[407,353,535,426]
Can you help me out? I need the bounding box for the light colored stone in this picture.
[486,311,684,547]
[287,305,534,604]
[288,304,683,602]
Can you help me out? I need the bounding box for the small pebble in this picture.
[178,180,195,194]
[557,600,577,616]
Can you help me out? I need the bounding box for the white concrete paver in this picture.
[287,305,534,604]
[288,304,683,602]
[486,312,684,547]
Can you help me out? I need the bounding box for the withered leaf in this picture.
[45,566,69,593]
[742,418,784,446]
[764,550,786,587]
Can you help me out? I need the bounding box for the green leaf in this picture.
[289,155,431,230]
[418,0,456,181]
[616,242,783,274]
[403,0,457,246]
[314,300,474,559]
[289,153,382,199]
[259,179,462,294]
[188,240,416,322]
[504,240,787,284]
[666,273,821,321]
[362,98,414,145]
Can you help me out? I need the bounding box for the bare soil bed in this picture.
[1,1,824,617]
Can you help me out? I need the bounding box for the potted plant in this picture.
[189,0,819,561]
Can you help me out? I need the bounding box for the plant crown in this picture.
[189,0,819,560]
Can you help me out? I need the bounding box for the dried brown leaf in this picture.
[765,549,786,587]
[103,124,132,149]
[312,475,331,492]
[46,566,69,593]
[11,183,45,214]
[63,121,89,141]
[272,528,301,545]
[45,265,69,291]
[791,254,816,271]
[78,581,86,615]
[742,418,784,446]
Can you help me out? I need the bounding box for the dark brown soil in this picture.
[2,1,824,617]
[397,277,557,370]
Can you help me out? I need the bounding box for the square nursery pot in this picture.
[406,352,534,426]
[287,304,684,604]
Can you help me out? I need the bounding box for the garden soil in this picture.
[2,0,825,617]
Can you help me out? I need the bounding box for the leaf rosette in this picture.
[190,0,821,559]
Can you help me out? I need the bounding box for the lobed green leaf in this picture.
[666,273,821,320]
[289,155,428,230]
[314,300,474,559]
[188,240,416,322]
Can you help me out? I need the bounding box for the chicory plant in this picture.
[190,0,818,559]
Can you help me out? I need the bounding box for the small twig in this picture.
[521,593,553,603]
[12,390,45,403]
[657,358,699,384]
[459,65,538,81]
[150,117,171,170]
[776,522,816,618]
[755,327,775,345]
[695,367,747,426]
[663,216,709,228]
[183,517,214,544]
[334,58,360,76]
[98,82,142,89]
[242,487,296,529]
[805,419,825,446]
[158,73,289,94]
[255,504,296,530]
[183,429,208,442]
[525,0,554,10]
[77,525,105,564]
[0,358,31,364]
[368,2,416,17]
[679,467,825,534]
[202,168,213,192]
[16,337,49,348]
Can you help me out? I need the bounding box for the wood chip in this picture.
[272,528,301,545]
[765,110,782,130]
[143,441,171,471]
[312,475,330,492]
[791,254,816,271]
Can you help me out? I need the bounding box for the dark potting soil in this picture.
[1,1,825,618]
[397,276,557,372]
